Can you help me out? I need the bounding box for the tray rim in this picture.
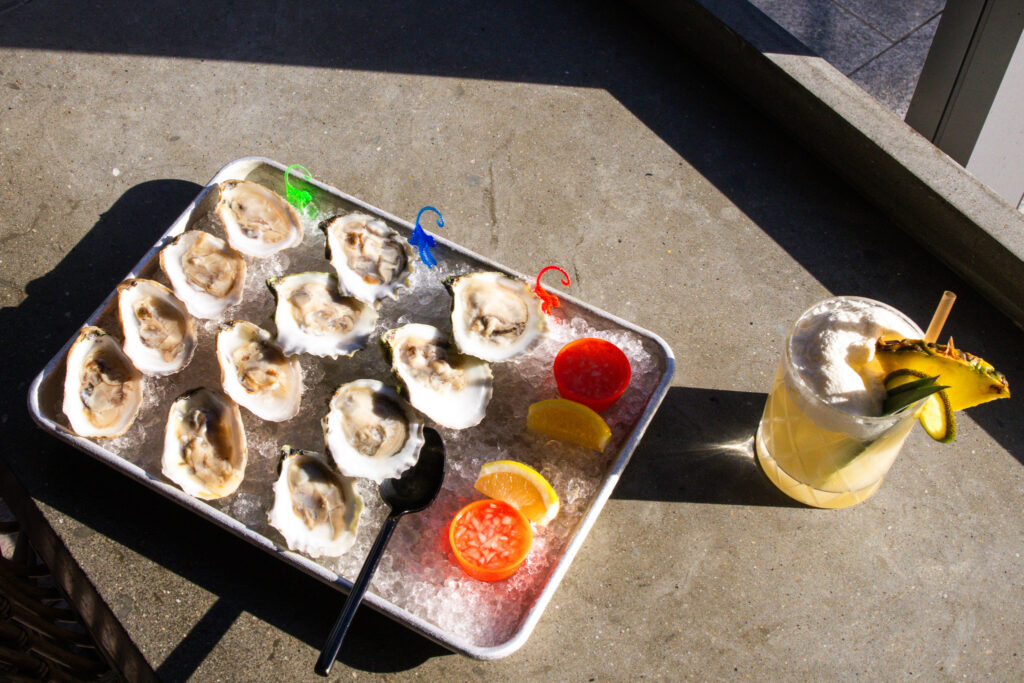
[27,155,676,660]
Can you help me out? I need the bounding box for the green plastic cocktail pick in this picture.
[285,164,315,217]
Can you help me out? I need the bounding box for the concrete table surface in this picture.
[1,1,1021,680]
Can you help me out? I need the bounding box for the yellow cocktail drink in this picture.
[755,297,923,508]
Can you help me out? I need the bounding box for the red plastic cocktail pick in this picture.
[534,265,571,320]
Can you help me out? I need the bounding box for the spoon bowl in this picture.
[380,429,446,513]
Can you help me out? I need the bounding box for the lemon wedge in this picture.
[474,460,560,525]
[526,398,612,452]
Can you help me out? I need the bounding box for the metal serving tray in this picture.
[28,157,674,659]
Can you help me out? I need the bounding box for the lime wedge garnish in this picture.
[918,391,956,443]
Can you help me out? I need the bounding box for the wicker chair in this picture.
[0,460,157,682]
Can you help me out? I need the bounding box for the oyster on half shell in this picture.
[162,387,247,500]
[213,179,303,257]
[218,321,301,421]
[62,326,144,438]
[381,323,492,430]
[268,272,377,358]
[160,230,246,319]
[323,379,425,482]
[321,213,412,304]
[117,278,196,376]
[447,271,546,362]
[268,446,363,558]
[216,320,303,422]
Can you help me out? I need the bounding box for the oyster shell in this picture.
[162,387,247,500]
[117,278,196,376]
[213,179,303,257]
[381,323,492,430]
[160,230,246,319]
[447,271,546,362]
[268,446,363,558]
[62,326,144,438]
[321,213,412,304]
[216,320,302,422]
[267,272,377,358]
[323,379,425,482]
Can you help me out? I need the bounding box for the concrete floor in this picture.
[2,1,1022,680]
[747,0,945,117]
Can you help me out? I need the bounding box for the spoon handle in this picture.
[314,513,400,676]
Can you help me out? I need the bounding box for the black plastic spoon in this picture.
[314,428,446,677]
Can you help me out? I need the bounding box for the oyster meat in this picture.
[268,272,377,358]
[381,323,492,430]
[447,271,546,362]
[160,230,246,319]
[117,278,196,376]
[323,379,425,482]
[62,326,144,438]
[162,387,247,500]
[321,213,412,304]
[216,320,302,422]
[213,179,303,257]
[268,446,363,558]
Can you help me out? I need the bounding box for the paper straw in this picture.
[924,291,956,343]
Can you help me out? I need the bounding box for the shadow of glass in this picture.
[614,386,803,507]
[619,372,1023,510]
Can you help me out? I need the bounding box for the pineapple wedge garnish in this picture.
[875,338,1009,412]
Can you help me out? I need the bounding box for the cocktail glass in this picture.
[754,296,924,508]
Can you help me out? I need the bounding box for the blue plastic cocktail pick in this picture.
[410,206,443,269]
[285,164,315,216]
